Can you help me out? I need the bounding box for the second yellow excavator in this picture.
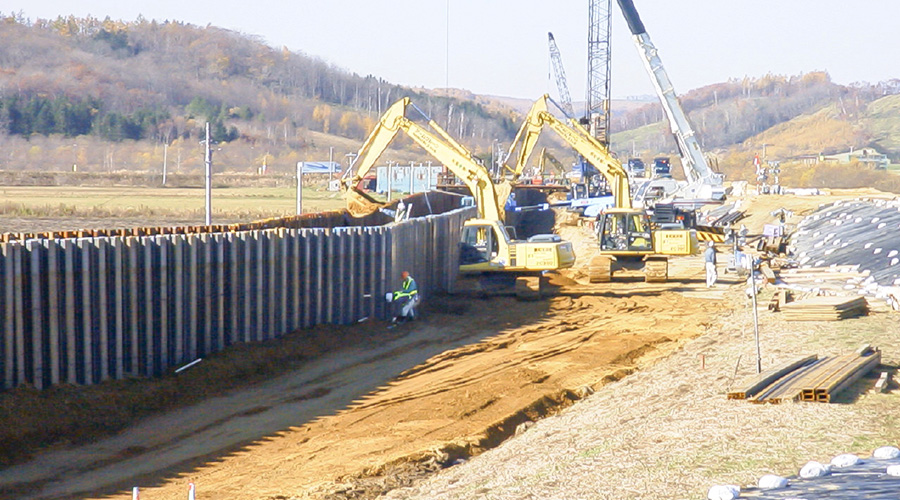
[341,97,575,298]
[506,95,696,282]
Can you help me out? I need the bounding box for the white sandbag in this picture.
[830,453,860,467]
[707,484,740,500]
[758,474,788,490]
[886,464,900,477]
[799,461,830,478]
[873,446,900,459]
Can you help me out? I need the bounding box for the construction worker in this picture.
[391,271,419,323]
[704,241,718,288]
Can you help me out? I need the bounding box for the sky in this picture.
[3,1,899,101]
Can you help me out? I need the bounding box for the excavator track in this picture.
[643,257,668,283]
[514,276,543,301]
[588,255,613,283]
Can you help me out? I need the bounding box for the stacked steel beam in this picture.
[728,348,881,404]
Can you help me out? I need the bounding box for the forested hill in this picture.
[610,73,900,168]
[1,13,899,185]
[0,14,517,148]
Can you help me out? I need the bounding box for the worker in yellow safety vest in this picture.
[390,271,419,323]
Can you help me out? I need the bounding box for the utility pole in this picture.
[387,161,393,202]
[204,122,212,226]
[296,161,303,215]
[748,259,762,374]
[328,147,335,190]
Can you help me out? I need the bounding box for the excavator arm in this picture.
[342,97,508,222]
[538,148,567,176]
[508,95,632,209]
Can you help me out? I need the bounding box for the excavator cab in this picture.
[590,208,667,283]
[459,224,501,265]
[597,209,654,254]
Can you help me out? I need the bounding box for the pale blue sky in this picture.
[3,1,898,100]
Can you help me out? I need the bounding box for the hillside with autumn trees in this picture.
[0,12,899,190]
[0,13,519,174]
[609,73,900,190]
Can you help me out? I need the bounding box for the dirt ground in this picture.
[0,188,896,500]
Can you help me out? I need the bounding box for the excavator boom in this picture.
[341,97,506,222]
[342,96,575,291]
[509,95,632,210]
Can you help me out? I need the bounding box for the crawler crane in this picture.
[341,97,576,298]
[617,0,726,205]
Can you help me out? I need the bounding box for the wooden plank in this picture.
[874,371,891,393]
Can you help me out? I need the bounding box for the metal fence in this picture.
[0,202,475,391]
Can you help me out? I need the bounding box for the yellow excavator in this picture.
[506,94,696,283]
[341,97,576,298]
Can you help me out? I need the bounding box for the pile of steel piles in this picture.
[728,347,882,404]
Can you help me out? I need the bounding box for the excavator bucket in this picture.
[344,188,385,218]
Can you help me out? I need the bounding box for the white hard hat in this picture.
[708,241,715,247]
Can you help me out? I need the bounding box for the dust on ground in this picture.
[0,189,898,500]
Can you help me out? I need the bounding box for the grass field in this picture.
[0,185,349,219]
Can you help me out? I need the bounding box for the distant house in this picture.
[795,154,819,166]
[819,148,890,169]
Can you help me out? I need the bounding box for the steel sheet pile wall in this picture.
[0,205,475,391]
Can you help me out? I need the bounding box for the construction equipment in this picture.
[342,97,576,298]
[549,28,617,213]
[586,0,613,145]
[547,33,577,120]
[508,95,696,283]
[626,158,646,178]
[616,0,725,205]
